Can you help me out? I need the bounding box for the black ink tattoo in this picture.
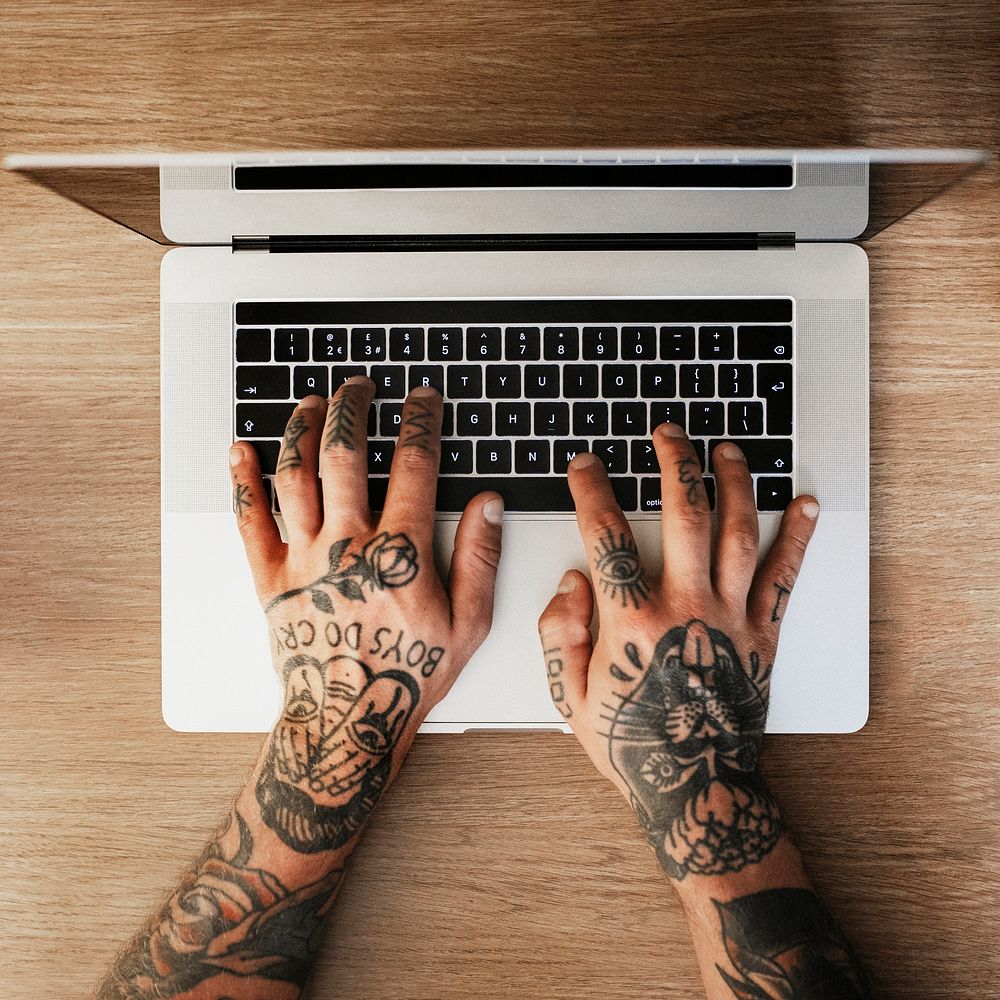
[257,653,419,853]
[714,888,873,998]
[594,529,650,608]
[324,393,358,451]
[677,455,705,506]
[233,482,252,520]
[398,398,437,453]
[265,532,419,612]
[606,619,781,880]
[95,810,343,998]
[544,646,573,718]
[770,582,791,622]
[276,412,309,472]
[609,642,644,683]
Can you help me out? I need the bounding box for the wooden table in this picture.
[2,3,997,997]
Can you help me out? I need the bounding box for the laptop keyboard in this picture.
[233,298,794,514]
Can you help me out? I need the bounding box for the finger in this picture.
[319,376,376,532]
[274,395,327,544]
[379,387,443,546]
[747,495,820,633]
[229,441,285,586]
[651,422,712,595]
[567,452,651,612]
[447,492,504,655]
[711,441,759,605]
[537,570,595,722]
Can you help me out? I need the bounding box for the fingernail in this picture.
[557,571,577,594]
[657,421,686,438]
[229,443,243,466]
[719,442,744,461]
[410,385,440,398]
[299,394,325,409]
[569,451,598,470]
[483,496,504,524]
[802,500,820,519]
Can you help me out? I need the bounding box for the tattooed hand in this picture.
[228,379,504,854]
[537,423,819,882]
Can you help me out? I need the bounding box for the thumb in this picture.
[537,570,595,721]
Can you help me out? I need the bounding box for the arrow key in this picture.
[756,476,793,511]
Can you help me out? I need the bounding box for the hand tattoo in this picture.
[276,413,309,472]
[398,397,436,453]
[323,393,358,451]
[544,646,573,718]
[770,582,791,623]
[714,888,873,998]
[233,482,252,520]
[594,528,650,608]
[677,455,704,506]
[604,619,781,879]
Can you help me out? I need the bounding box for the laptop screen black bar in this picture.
[235,298,793,326]
[234,163,794,190]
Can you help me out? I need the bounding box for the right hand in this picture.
[536,423,819,881]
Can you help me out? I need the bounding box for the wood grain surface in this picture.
[1,2,998,997]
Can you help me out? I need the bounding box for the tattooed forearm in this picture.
[233,481,252,520]
[676,455,705,506]
[594,529,650,608]
[544,646,573,718]
[323,393,358,451]
[770,582,791,622]
[605,619,781,880]
[95,809,343,999]
[276,413,310,472]
[714,888,874,998]
[397,397,437,452]
[265,532,419,613]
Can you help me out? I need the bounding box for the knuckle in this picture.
[771,565,799,594]
[322,443,361,467]
[394,444,438,470]
[725,524,760,557]
[585,514,630,546]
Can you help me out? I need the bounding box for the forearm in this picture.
[94,726,396,1000]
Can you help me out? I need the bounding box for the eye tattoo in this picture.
[594,529,650,608]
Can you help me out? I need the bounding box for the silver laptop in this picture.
[6,147,986,734]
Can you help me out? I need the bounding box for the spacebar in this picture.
[368,476,638,512]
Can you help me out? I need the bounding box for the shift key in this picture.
[707,438,791,474]
[236,402,296,438]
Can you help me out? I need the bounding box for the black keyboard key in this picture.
[650,401,685,432]
[703,476,716,510]
[515,440,551,473]
[582,326,618,360]
[612,402,647,436]
[428,326,463,361]
[389,327,425,361]
[485,365,521,399]
[660,326,696,359]
[236,403,295,437]
[457,402,492,436]
[447,366,483,399]
[408,365,445,394]
[367,439,395,473]
[293,366,330,399]
[602,364,638,398]
[534,402,570,436]
[727,401,764,436]
[496,402,531,436]
[553,440,589,473]
[236,365,290,400]
[689,402,725,436]
[432,476,637,512]
[368,477,389,512]
[442,402,454,437]
[505,326,541,360]
[250,440,281,475]
[698,326,734,360]
[640,477,662,512]
[467,326,502,360]
[352,327,387,362]
[543,326,580,360]
[524,365,560,398]
[757,476,793,511]
[573,401,609,436]
[640,364,676,398]
[380,402,403,436]
[331,364,368,387]
[692,438,706,471]
[476,440,512,474]
[236,328,270,362]
[630,440,660,473]
[261,477,274,511]
[707,438,791,474]
[371,365,407,399]
[440,439,473,474]
[718,364,754,398]
[621,326,656,360]
[737,325,793,361]
[274,328,310,362]
[563,364,600,398]
[313,327,348,362]
[757,363,793,434]
[679,364,715,398]
[610,476,639,512]
[593,439,628,474]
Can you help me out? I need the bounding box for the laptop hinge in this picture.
[232,232,796,253]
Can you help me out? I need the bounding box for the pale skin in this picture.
[96,377,873,999]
